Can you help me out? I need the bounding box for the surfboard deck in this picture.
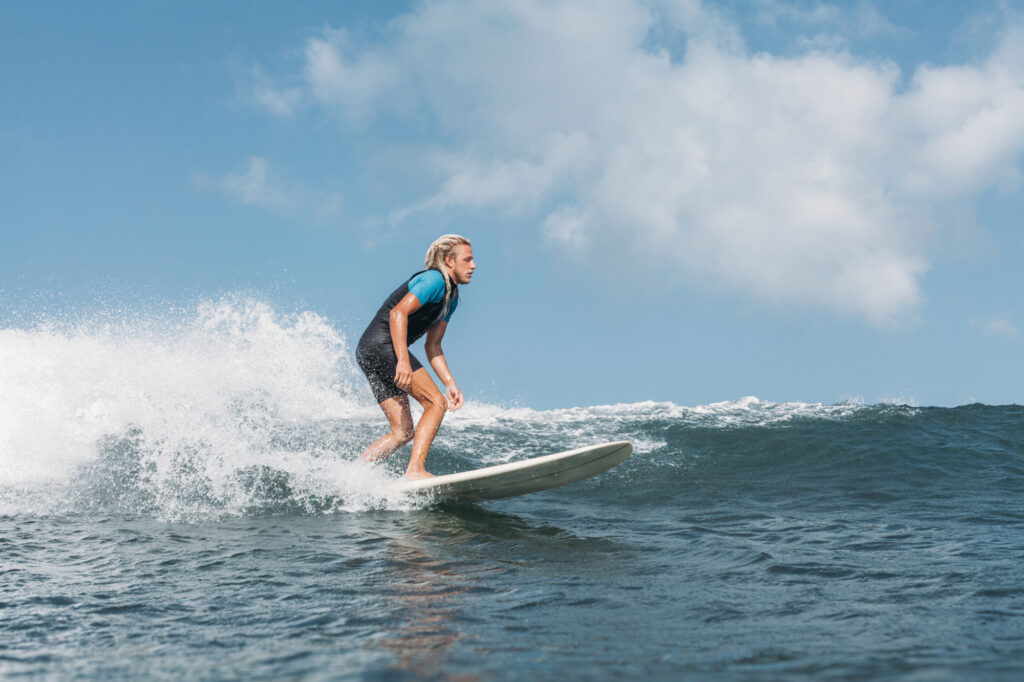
[393,440,632,503]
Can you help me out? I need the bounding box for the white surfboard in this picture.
[393,441,632,503]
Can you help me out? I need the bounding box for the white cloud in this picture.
[897,28,1024,196]
[243,64,305,118]
[303,29,404,120]
[198,157,342,221]
[751,0,904,39]
[221,157,286,209]
[392,131,592,223]
[262,0,1024,324]
[543,205,591,249]
[972,313,1019,337]
[253,82,302,118]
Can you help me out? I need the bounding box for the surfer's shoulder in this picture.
[408,269,446,304]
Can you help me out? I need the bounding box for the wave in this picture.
[0,297,402,518]
[2,298,1020,521]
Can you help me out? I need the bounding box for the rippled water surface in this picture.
[2,303,1023,679]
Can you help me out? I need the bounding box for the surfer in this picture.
[356,234,476,480]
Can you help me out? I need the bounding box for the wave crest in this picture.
[1,297,923,520]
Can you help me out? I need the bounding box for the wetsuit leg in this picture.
[355,338,424,403]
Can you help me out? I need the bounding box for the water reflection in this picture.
[370,506,546,679]
[377,537,477,679]
[371,508,503,680]
[368,504,624,679]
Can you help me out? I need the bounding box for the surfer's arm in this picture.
[389,293,422,391]
[425,322,463,411]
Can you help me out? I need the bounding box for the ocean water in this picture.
[2,300,1022,680]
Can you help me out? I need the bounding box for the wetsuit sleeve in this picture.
[407,270,446,305]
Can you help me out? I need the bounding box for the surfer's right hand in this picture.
[394,361,413,392]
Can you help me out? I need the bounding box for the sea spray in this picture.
[0,297,408,519]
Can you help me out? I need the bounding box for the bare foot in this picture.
[404,469,436,481]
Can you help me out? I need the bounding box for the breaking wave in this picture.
[5,297,1015,522]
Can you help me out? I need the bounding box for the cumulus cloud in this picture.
[258,0,1024,324]
[197,157,342,221]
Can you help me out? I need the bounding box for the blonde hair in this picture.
[424,234,471,304]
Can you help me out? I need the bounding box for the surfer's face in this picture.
[446,244,476,285]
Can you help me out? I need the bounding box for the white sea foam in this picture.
[446,396,867,436]
[0,298,403,518]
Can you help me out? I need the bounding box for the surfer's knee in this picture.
[388,414,414,445]
[423,390,447,417]
[393,424,415,445]
[410,383,446,415]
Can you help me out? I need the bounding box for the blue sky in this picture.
[2,0,1023,409]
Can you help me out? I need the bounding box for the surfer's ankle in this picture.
[404,469,435,480]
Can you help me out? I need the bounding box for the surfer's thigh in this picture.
[407,368,446,412]
[356,341,424,404]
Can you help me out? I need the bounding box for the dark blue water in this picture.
[3,400,1023,680]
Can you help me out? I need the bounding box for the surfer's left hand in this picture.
[446,383,464,411]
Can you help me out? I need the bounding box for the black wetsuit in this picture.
[356,270,457,403]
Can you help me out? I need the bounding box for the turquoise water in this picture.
[2,304,1022,679]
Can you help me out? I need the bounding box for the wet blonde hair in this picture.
[424,234,471,304]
